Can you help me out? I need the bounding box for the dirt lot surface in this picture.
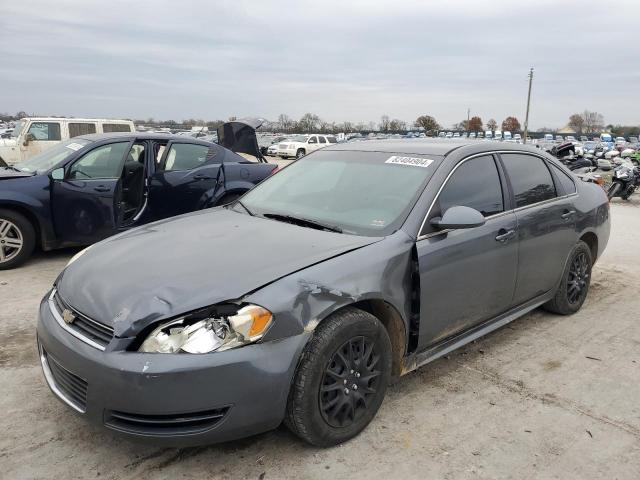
[1,199,639,480]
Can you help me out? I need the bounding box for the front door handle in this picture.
[193,173,213,180]
[495,229,516,243]
[94,185,110,192]
[561,210,576,220]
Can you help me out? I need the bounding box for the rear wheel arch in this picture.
[579,231,598,263]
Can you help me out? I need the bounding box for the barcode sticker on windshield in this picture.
[66,143,84,151]
[385,156,433,168]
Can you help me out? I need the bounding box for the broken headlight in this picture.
[139,305,273,354]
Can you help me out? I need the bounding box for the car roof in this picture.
[75,132,214,144]
[323,139,546,157]
[19,117,132,123]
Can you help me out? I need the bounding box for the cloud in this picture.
[1,0,639,128]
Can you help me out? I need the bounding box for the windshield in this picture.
[11,120,25,138]
[14,139,92,173]
[290,135,308,142]
[239,150,438,236]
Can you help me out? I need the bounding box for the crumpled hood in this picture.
[57,208,380,337]
[0,167,35,179]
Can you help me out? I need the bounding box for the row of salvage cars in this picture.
[9,135,613,447]
[0,119,276,269]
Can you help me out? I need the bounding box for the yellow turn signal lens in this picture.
[248,306,273,337]
[229,305,273,341]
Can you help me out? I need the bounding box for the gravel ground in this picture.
[1,199,639,480]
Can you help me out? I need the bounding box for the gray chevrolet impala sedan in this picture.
[37,140,610,446]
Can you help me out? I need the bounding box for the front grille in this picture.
[41,347,88,412]
[104,407,230,436]
[50,289,114,350]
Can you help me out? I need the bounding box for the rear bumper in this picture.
[36,293,310,446]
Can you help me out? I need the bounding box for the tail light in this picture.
[269,166,280,176]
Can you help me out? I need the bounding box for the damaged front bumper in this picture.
[36,293,310,446]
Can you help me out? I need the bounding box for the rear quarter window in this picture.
[550,164,577,195]
[68,123,97,137]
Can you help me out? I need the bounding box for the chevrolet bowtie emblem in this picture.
[62,309,76,325]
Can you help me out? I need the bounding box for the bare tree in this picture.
[568,114,585,134]
[277,114,294,132]
[414,115,440,133]
[487,119,498,131]
[581,110,604,134]
[298,113,320,133]
[388,119,406,131]
[379,115,391,132]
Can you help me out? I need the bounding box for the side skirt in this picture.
[401,291,553,375]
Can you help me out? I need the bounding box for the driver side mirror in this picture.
[49,167,64,181]
[23,133,35,146]
[430,206,486,230]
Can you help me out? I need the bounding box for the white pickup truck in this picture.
[277,134,337,159]
[0,117,134,165]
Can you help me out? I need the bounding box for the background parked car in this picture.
[0,125,276,269]
[0,117,134,165]
[277,134,337,159]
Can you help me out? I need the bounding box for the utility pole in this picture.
[467,108,470,130]
[523,67,534,144]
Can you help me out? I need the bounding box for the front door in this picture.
[20,121,63,161]
[416,154,518,348]
[499,153,577,304]
[147,142,221,220]
[52,141,131,244]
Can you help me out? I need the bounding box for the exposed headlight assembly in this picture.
[139,304,273,354]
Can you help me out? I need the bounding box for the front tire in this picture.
[544,240,593,315]
[285,307,392,446]
[0,209,36,270]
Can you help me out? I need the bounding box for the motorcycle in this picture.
[607,160,640,200]
[548,141,596,170]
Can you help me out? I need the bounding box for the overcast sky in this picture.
[2,0,639,129]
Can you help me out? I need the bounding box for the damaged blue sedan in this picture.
[37,140,610,446]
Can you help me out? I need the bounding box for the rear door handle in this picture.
[561,210,576,219]
[94,185,110,192]
[495,229,516,242]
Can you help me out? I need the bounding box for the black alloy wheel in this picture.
[567,251,589,306]
[285,307,392,446]
[544,240,592,315]
[319,336,382,428]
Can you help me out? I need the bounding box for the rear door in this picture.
[147,141,222,219]
[416,154,519,347]
[499,153,577,304]
[52,141,131,244]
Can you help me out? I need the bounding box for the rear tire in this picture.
[0,209,36,270]
[296,149,306,159]
[544,240,592,315]
[607,182,622,200]
[285,307,392,447]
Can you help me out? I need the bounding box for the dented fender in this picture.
[245,230,415,347]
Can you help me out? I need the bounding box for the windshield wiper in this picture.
[233,199,254,216]
[263,213,342,233]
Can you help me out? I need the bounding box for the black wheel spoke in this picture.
[319,335,381,428]
[566,249,590,306]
